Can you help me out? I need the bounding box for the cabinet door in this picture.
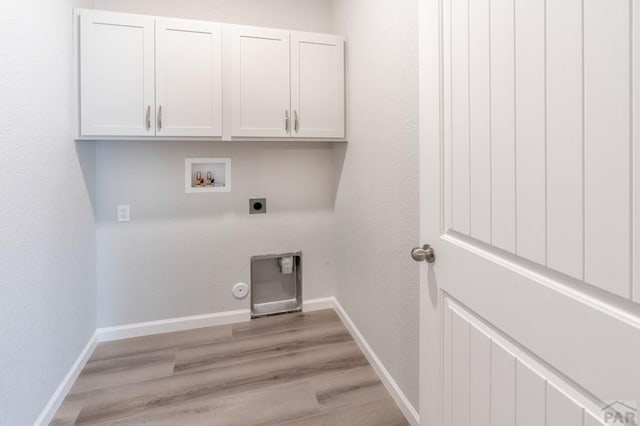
[156,19,222,137]
[291,33,345,138]
[230,27,291,137]
[80,10,155,136]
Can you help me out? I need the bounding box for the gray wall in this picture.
[92,0,338,327]
[331,0,421,409]
[93,0,421,409]
[93,0,334,32]
[96,141,337,325]
[0,1,420,423]
[0,1,97,424]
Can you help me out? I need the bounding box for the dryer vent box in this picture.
[250,252,302,318]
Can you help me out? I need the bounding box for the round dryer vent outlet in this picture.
[232,282,249,299]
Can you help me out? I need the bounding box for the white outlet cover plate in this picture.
[232,282,249,299]
[117,205,130,222]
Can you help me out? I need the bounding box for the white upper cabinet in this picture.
[155,18,222,137]
[291,33,345,138]
[229,27,292,137]
[76,9,345,140]
[228,28,346,139]
[80,10,155,136]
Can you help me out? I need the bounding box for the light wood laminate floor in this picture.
[50,309,409,425]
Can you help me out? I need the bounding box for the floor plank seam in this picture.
[51,309,409,426]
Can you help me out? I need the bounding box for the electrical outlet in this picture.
[117,205,130,222]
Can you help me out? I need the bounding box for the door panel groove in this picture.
[442,0,636,301]
[443,295,606,425]
[442,231,640,331]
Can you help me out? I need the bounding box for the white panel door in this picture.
[546,0,584,280]
[583,0,631,298]
[468,0,491,243]
[489,0,516,253]
[80,10,155,136]
[418,0,640,425]
[547,385,584,426]
[290,32,345,138]
[440,299,610,426]
[489,340,516,426]
[468,325,490,426]
[155,18,222,137]
[516,361,546,426]
[229,26,291,137]
[450,0,470,235]
[514,0,545,264]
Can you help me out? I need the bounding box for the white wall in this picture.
[92,0,338,327]
[0,2,420,422]
[0,1,97,424]
[92,0,420,410]
[93,0,334,32]
[331,0,421,409]
[96,141,337,325]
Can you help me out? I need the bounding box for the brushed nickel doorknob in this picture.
[411,244,435,263]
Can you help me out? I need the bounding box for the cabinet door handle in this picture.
[294,110,299,133]
[145,105,151,131]
[285,110,290,132]
[157,105,162,131]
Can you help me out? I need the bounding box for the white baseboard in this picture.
[97,298,335,342]
[331,297,420,425]
[34,331,98,426]
[303,296,335,312]
[97,309,251,342]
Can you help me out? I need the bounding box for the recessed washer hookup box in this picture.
[250,252,302,318]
